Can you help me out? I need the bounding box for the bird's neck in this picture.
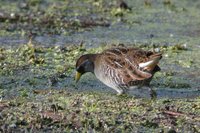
[85,54,98,73]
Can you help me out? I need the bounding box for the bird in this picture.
[75,47,162,95]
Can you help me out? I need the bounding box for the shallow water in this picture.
[0,1,200,132]
[0,0,200,99]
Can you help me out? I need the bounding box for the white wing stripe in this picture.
[114,61,123,68]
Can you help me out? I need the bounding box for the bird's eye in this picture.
[77,65,83,72]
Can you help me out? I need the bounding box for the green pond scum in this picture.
[0,0,200,132]
[0,90,199,132]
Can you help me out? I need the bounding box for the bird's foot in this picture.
[149,87,157,100]
[116,89,125,96]
[117,92,124,96]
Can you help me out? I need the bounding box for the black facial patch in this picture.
[76,65,85,73]
[76,60,94,73]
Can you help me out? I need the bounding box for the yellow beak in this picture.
[75,71,82,83]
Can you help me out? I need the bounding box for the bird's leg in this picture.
[148,86,157,100]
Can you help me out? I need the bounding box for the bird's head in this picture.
[75,54,96,83]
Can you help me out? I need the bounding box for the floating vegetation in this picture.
[0,90,199,132]
[0,0,200,132]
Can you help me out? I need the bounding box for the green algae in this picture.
[0,0,200,132]
[0,0,113,36]
[0,90,199,132]
[0,42,199,132]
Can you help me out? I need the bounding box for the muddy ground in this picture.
[0,0,200,132]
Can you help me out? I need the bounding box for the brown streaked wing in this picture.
[103,48,128,69]
[101,48,152,86]
[126,48,151,65]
